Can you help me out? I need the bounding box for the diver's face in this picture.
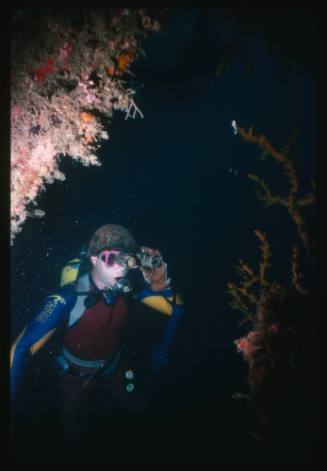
[90,251,128,289]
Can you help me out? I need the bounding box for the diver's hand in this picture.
[139,247,171,291]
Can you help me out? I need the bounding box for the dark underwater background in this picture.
[10,8,317,464]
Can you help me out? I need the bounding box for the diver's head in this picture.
[88,224,138,289]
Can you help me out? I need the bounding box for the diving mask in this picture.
[99,249,138,269]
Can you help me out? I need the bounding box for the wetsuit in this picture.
[11,272,184,404]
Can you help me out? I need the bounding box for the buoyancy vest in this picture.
[64,273,128,361]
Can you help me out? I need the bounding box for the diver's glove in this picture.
[139,246,171,292]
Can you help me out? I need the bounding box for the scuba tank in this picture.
[60,257,83,287]
[60,245,88,288]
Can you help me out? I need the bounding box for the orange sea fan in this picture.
[107,50,135,77]
[118,51,134,71]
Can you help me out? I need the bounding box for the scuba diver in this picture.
[10,224,184,447]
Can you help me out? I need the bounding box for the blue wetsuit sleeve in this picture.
[149,302,185,374]
[156,303,184,350]
[11,284,77,401]
[137,283,185,373]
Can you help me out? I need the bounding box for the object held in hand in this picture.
[138,247,170,290]
[137,249,163,271]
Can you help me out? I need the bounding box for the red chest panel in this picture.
[63,297,128,360]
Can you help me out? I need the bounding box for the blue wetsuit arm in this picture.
[10,284,77,401]
[137,284,185,373]
[149,302,184,372]
[156,303,184,352]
